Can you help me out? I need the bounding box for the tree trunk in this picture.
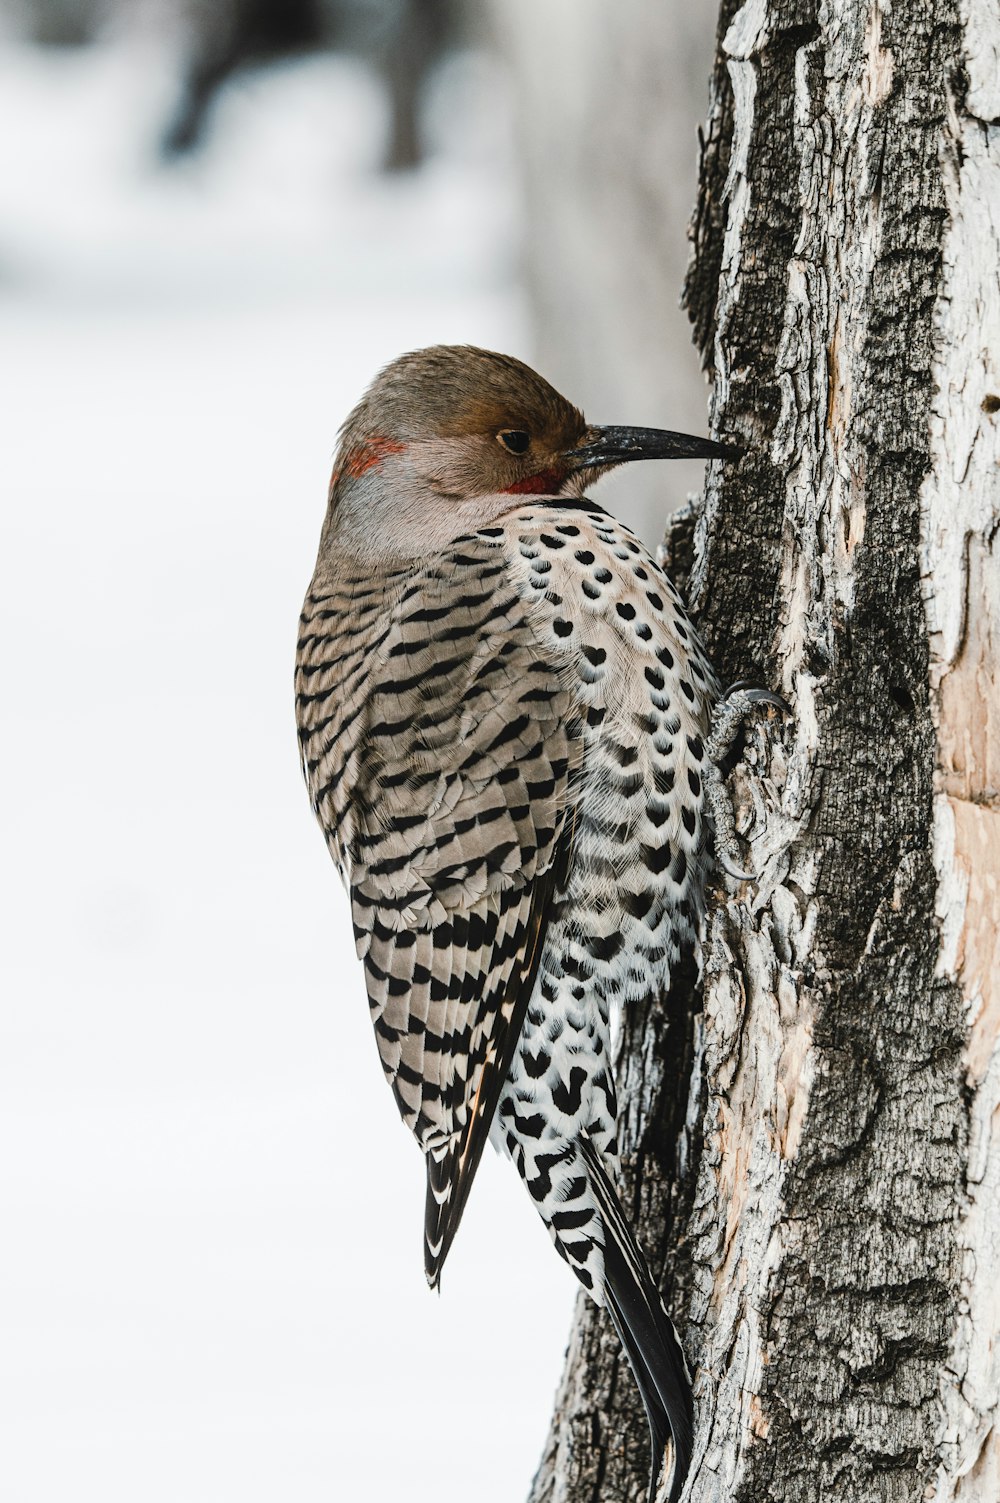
[529,3,1000,1500]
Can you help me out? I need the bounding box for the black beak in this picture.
[566,424,744,469]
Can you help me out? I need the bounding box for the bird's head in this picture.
[322,345,741,561]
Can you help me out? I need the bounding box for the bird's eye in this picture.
[497,429,531,455]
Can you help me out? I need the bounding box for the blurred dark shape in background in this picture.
[162,0,457,171]
[19,0,109,47]
[161,0,327,158]
[14,0,459,174]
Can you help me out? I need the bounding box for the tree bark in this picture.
[529,3,1000,1500]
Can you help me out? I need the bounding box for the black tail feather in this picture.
[581,1139,693,1503]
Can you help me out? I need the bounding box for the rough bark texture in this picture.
[529,3,1000,1501]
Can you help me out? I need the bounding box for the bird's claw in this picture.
[720,853,754,883]
[722,681,792,717]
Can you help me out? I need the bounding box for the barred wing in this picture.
[296,531,579,1283]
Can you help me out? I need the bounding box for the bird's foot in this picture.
[704,682,791,883]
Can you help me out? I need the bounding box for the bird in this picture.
[295,345,741,1502]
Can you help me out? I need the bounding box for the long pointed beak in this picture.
[566,424,744,469]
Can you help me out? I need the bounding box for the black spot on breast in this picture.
[551,1066,588,1117]
[553,618,573,638]
[609,741,638,767]
[582,581,601,600]
[646,590,663,611]
[540,533,566,549]
[514,1111,546,1138]
[647,799,670,829]
[657,645,675,668]
[622,889,654,919]
[523,1047,552,1078]
[583,644,606,665]
[616,602,636,622]
[635,623,652,641]
[645,666,665,690]
[594,567,613,584]
[587,931,623,961]
[560,952,585,983]
[530,1149,568,1199]
[574,549,595,565]
[555,524,581,537]
[641,842,671,874]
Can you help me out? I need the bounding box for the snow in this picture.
[0,33,573,1503]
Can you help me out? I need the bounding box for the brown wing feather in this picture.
[422,822,569,1287]
[298,532,580,1280]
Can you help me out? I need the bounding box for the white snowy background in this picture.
[0,26,579,1503]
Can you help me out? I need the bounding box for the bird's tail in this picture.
[580,1138,694,1503]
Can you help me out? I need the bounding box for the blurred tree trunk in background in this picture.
[523,3,1000,1501]
[491,0,717,543]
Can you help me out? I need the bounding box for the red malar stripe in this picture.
[501,468,567,495]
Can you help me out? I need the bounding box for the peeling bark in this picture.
[530,2,1000,1500]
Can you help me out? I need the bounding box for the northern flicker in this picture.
[295,346,743,1502]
